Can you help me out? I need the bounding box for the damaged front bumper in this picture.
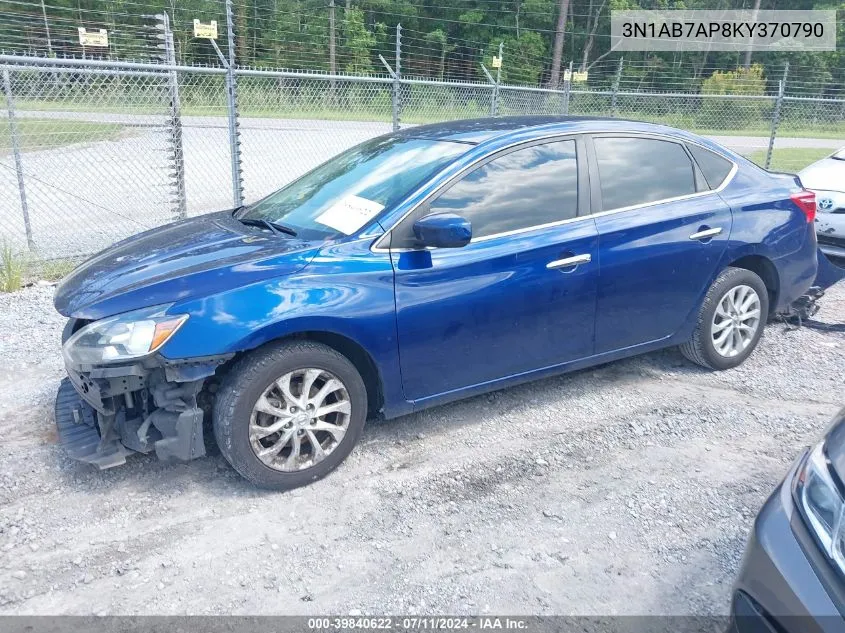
[55,352,232,469]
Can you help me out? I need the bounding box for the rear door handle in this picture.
[689,227,723,241]
[546,253,591,270]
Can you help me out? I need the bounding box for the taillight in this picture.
[791,190,816,223]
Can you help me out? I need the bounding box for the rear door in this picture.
[387,136,599,402]
[588,135,734,354]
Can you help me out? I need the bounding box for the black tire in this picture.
[679,267,770,370]
[213,340,367,491]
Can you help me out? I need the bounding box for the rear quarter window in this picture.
[687,144,734,189]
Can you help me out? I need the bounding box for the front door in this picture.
[388,137,600,402]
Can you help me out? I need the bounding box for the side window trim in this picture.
[382,134,589,250]
[584,134,602,215]
[586,132,730,216]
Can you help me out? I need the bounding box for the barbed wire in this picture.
[1,0,843,93]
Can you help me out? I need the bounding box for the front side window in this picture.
[239,137,469,240]
[398,139,578,246]
[594,137,696,211]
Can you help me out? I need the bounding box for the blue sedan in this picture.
[54,117,819,490]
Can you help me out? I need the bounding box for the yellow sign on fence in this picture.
[193,20,218,39]
[78,28,109,47]
[491,56,502,69]
[564,69,589,82]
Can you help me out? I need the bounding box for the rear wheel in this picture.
[213,340,367,490]
[680,267,769,370]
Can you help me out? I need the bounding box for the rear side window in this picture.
[687,144,734,189]
[594,137,696,211]
[428,139,579,240]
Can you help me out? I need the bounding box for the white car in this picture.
[799,148,845,261]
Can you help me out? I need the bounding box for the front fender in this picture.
[159,239,408,417]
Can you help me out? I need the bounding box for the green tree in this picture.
[343,8,379,74]
[491,32,547,85]
[698,64,767,128]
[424,28,454,80]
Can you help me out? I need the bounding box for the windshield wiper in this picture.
[239,217,298,237]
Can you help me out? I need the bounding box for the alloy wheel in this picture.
[710,284,761,358]
[249,368,351,472]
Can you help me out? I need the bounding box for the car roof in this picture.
[394,115,695,145]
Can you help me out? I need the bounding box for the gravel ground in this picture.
[0,281,843,615]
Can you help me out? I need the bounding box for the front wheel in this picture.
[679,267,769,370]
[213,340,367,490]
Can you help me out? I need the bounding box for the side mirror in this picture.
[412,212,472,249]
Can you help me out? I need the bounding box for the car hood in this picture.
[54,211,320,320]
[798,157,845,192]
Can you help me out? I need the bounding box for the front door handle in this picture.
[546,253,591,270]
[689,227,723,241]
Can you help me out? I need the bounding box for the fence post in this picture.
[561,61,573,115]
[225,0,244,207]
[610,57,623,117]
[161,13,186,219]
[480,63,496,116]
[491,41,503,117]
[2,67,34,251]
[391,23,401,132]
[765,62,788,171]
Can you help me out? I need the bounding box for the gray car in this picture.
[799,149,845,262]
[731,408,845,632]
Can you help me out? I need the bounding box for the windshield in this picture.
[238,136,469,240]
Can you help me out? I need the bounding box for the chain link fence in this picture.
[1,62,174,257]
[2,53,844,262]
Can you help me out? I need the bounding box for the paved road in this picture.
[1,114,391,256]
[710,134,841,152]
[1,111,842,257]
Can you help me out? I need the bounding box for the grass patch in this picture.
[1,118,125,152]
[0,242,24,293]
[746,147,831,172]
[16,99,163,115]
[35,257,80,282]
[13,97,845,138]
[0,243,82,292]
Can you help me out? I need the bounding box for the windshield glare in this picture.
[239,136,468,240]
